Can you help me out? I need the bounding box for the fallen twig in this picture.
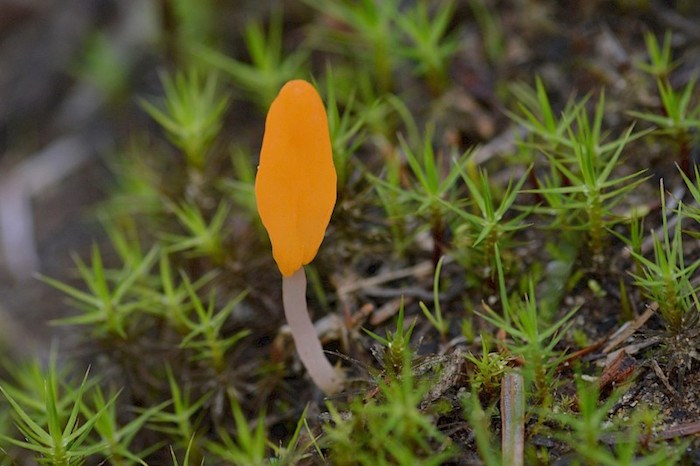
[501,370,525,466]
[603,304,657,354]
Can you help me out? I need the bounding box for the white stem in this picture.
[283,268,343,394]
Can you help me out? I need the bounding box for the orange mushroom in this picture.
[256,80,337,277]
[255,79,343,394]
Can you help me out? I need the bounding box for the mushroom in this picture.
[255,79,344,394]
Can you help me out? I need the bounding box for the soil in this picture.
[1,0,700,464]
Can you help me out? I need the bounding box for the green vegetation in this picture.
[2,2,700,464]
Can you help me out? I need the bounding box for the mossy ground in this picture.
[1,1,700,464]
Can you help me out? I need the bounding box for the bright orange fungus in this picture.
[255,80,337,277]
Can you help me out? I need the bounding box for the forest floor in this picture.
[1,1,700,464]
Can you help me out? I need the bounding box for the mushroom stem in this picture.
[282,268,343,394]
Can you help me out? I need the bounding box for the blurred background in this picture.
[0,0,275,357]
[0,0,160,356]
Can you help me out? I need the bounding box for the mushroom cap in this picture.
[255,80,337,277]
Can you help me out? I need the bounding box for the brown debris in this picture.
[599,350,636,396]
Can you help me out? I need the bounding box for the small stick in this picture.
[655,420,700,440]
[501,370,525,466]
[651,359,678,400]
[603,304,656,354]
